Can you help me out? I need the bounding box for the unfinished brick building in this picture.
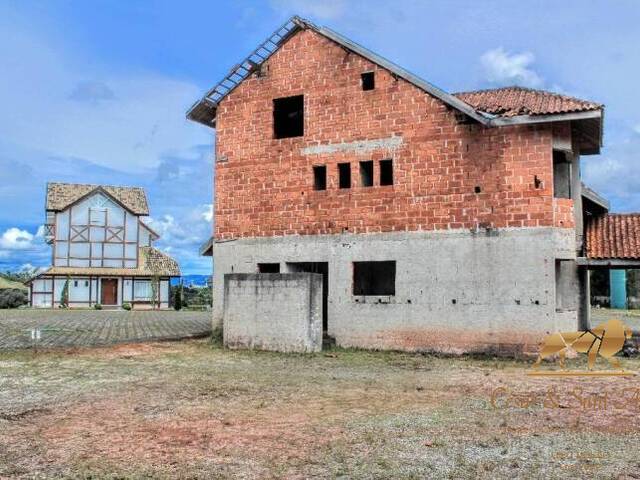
[189,16,617,353]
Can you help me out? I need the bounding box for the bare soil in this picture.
[1,340,640,478]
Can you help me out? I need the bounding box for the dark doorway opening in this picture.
[286,262,329,333]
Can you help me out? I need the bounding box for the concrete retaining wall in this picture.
[223,273,323,353]
[214,228,578,354]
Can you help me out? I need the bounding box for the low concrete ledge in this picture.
[223,273,323,353]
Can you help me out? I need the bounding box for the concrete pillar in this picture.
[610,269,627,309]
[578,266,590,330]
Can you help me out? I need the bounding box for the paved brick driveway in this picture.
[0,309,212,349]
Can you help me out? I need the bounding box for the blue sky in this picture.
[1,0,639,274]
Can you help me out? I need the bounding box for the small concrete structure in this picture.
[223,273,323,353]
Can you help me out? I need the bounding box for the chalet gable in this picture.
[46,182,149,216]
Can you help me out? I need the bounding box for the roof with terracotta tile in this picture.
[36,247,180,278]
[585,214,640,259]
[454,86,602,118]
[46,182,149,215]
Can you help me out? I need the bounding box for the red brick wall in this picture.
[214,29,558,240]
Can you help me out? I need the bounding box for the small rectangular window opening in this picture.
[273,95,304,139]
[353,261,396,296]
[313,165,327,191]
[360,161,374,187]
[258,263,280,273]
[361,72,375,91]
[73,280,78,287]
[379,159,393,186]
[553,150,572,199]
[338,163,351,189]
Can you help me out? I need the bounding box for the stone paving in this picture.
[0,309,212,349]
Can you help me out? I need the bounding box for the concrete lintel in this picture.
[301,136,403,156]
[577,257,640,268]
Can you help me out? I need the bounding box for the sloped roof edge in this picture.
[46,182,150,215]
[186,16,491,127]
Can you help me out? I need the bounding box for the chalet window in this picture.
[134,280,152,300]
[313,165,327,191]
[553,150,572,199]
[258,263,280,273]
[361,72,375,91]
[273,95,304,138]
[353,261,396,296]
[379,159,393,186]
[338,162,351,189]
[360,161,374,187]
[73,280,78,287]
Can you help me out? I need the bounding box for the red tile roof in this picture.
[585,214,640,259]
[454,86,602,118]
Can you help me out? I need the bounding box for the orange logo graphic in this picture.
[528,319,635,376]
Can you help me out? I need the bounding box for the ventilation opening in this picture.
[353,261,396,296]
[361,71,375,91]
[313,165,327,191]
[379,159,393,186]
[273,95,304,139]
[338,162,351,189]
[474,186,481,194]
[360,161,374,187]
[553,150,572,199]
[258,263,280,273]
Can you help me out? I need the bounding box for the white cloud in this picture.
[480,47,543,88]
[269,0,347,20]
[201,204,213,223]
[0,19,209,175]
[0,228,35,250]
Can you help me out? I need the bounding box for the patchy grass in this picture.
[1,341,640,478]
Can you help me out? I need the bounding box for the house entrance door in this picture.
[101,279,118,305]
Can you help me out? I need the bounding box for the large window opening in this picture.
[258,263,280,273]
[553,150,572,199]
[360,161,374,187]
[338,162,351,189]
[353,261,396,296]
[313,165,327,191]
[379,159,393,186]
[273,95,304,138]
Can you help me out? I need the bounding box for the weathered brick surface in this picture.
[214,29,571,239]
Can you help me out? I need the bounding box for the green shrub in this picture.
[173,287,182,311]
[122,302,132,311]
[0,289,28,309]
[60,277,69,308]
[94,303,102,310]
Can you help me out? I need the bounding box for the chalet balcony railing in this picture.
[44,224,55,244]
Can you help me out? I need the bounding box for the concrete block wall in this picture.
[223,273,323,353]
[213,28,572,241]
[213,228,578,354]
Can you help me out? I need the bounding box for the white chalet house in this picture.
[29,183,180,309]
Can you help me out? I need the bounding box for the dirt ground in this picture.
[1,340,640,479]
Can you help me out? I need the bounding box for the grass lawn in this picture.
[1,340,640,479]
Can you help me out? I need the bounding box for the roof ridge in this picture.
[48,181,146,190]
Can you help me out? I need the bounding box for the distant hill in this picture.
[171,275,210,287]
